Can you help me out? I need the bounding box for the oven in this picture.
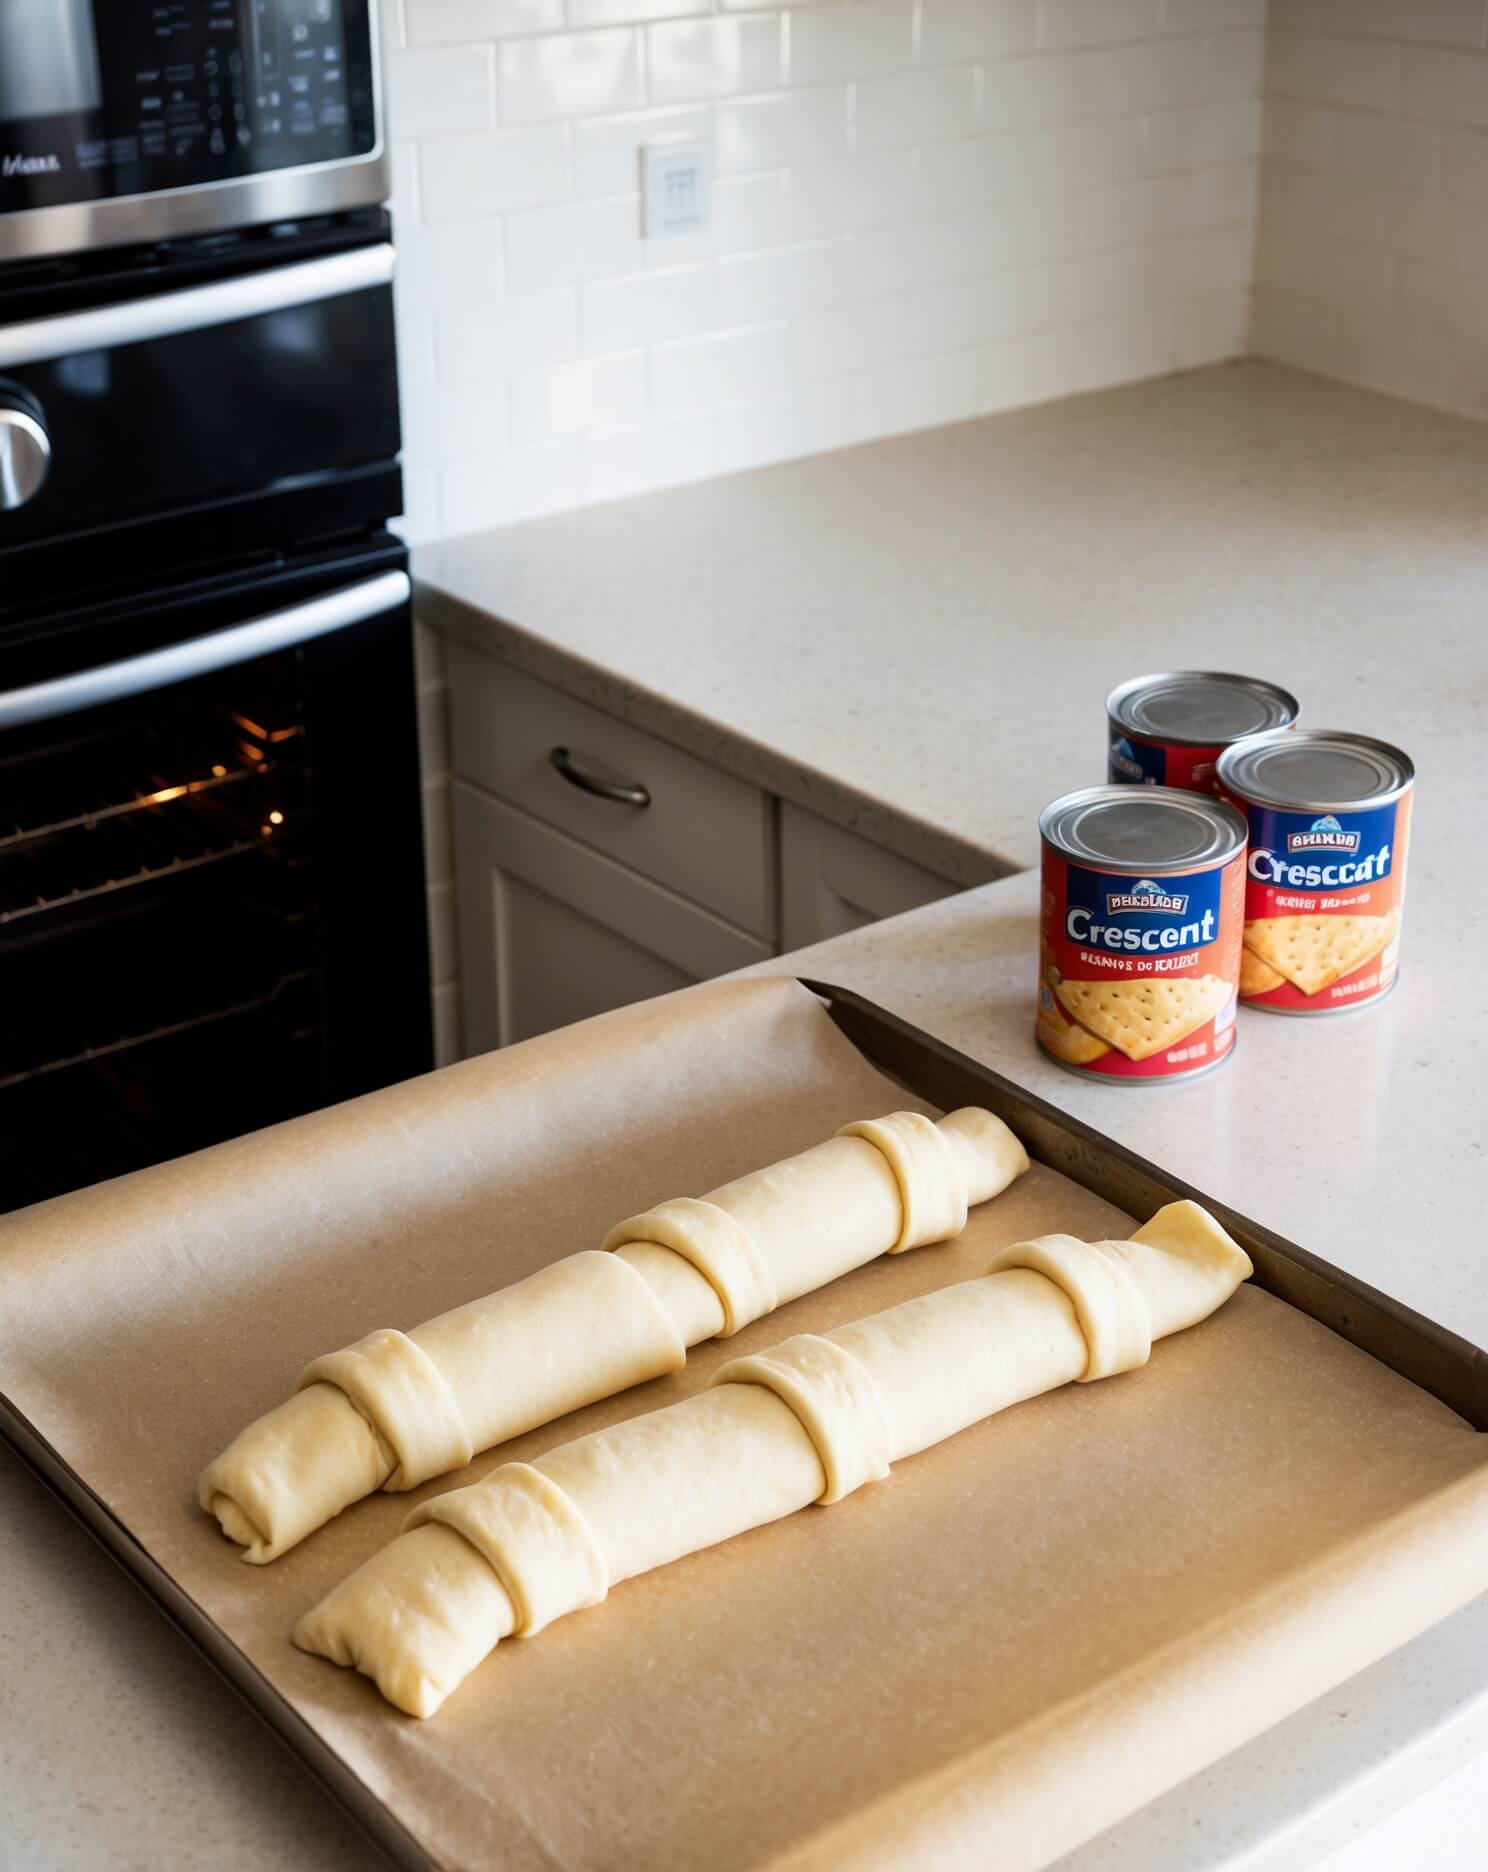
[0,3,429,1213]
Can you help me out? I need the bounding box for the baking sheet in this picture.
[1,975,1486,1872]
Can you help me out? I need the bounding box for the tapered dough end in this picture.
[293,1523,516,1720]
[936,1108,1030,1206]
[197,1382,392,1565]
[1127,1200,1254,1339]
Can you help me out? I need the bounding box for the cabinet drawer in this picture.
[453,780,772,1054]
[779,803,959,950]
[446,644,775,940]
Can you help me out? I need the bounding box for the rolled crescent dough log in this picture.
[201,1107,1027,1563]
[293,1200,1251,1717]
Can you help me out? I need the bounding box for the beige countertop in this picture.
[416,358,1488,887]
[4,362,1485,1870]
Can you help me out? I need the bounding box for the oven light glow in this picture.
[142,785,187,806]
[211,764,227,778]
[229,711,269,741]
[268,810,284,825]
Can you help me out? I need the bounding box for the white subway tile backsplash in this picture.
[582,412,716,499]
[581,263,717,350]
[1148,94,1263,169]
[1182,160,1258,228]
[714,376,858,471]
[394,220,506,309]
[435,288,580,381]
[1442,127,1488,202]
[646,16,782,103]
[572,104,711,195]
[505,196,642,291]
[1329,110,1441,189]
[1261,97,1333,169]
[918,0,1038,67]
[1276,0,1485,50]
[420,125,572,219]
[406,0,564,45]
[650,323,793,413]
[1072,303,1174,392]
[1163,0,1265,29]
[499,28,642,124]
[402,373,512,461]
[717,238,853,321]
[1039,0,1162,54]
[1397,256,1488,340]
[385,46,495,138]
[1401,47,1488,130]
[1170,282,1249,368]
[394,0,1270,545]
[1267,30,1403,115]
[980,327,1076,409]
[1258,165,1385,247]
[1256,227,1398,323]
[854,65,978,149]
[510,352,650,441]
[786,0,914,86]
[571,0,708,24]
[714,86,850,173]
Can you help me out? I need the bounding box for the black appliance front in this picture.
[0,537,432,1212]
[0,220,401,601]
[0,1,386,262]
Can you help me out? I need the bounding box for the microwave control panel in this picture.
[0,1,377,216]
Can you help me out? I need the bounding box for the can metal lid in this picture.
[1106,670,1300,746]
[1216,729,1414,811]
[1040,784,1247,872]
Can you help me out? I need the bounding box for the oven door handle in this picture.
[0,569,410,730]
[0,245,396,370]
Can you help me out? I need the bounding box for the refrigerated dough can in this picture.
[1106,670,1300,793]
[1216,729,1414,1015]
[1037,785,1248,1083]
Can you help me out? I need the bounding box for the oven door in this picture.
[0,536,431,1211]
[0,234,400,597]
[0,1,385,263]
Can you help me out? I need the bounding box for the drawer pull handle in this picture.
[549,746,651,809]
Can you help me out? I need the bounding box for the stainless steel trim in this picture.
[0,570,409,730]
[0,244,394,369]
[0,6,388,264]
[0,405,50,510]
[0,151,391,267]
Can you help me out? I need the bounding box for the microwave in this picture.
[0,0,386,263]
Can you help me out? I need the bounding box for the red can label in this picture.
[1227,789,1411,1012]
[1109,729,1225,793]
[1037,849,1245,1080]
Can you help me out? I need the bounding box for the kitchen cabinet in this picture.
[453,780,769,1053]
[445,646,960,1055]
[779,802,959,949]
[447,645,775,939]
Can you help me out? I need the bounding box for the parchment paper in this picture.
[1,976,1486,1872]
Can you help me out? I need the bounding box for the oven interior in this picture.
[2,644,329,1207]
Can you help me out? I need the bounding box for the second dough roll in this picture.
[293,1200,1253,1717]
[200,1106,1027,1562]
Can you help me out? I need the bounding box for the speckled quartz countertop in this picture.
[4,363,1487,1870]
[415,358,1488,887]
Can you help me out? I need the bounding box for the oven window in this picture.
[0,2,377,215]
[0,647,326,1208]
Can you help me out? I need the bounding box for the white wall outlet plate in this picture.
[641,139,711,239]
